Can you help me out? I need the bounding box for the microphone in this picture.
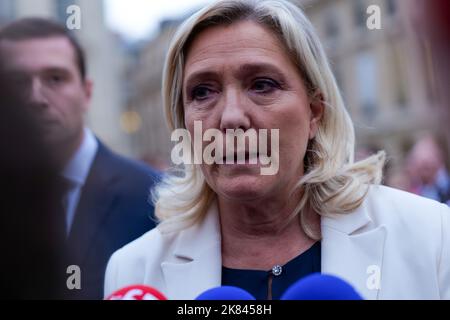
[196,286,256,300]
[105,285,168,300]
[281,273,363,300]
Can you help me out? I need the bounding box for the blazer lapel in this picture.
[162,195,387,300]
[321,199,387,300]
[162,202,222,300]
[67,144,119,263]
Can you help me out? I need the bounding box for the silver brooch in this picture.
[272,265,282,276]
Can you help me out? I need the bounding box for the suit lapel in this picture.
[67,144,119,263]
[321,199,387,300]
[162,201,222,300]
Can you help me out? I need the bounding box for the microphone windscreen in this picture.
[105,285,167,300]
[281,273,363,300]
[196,286,256,300]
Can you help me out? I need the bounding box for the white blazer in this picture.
[104,185,450,300]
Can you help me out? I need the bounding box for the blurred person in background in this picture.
[406,135,450,206]
[0,18,160,299]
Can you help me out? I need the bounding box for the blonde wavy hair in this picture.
[153,0,385,238]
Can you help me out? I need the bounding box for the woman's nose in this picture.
[219,88,251,132]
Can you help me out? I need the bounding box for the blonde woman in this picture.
[105,0,450,300]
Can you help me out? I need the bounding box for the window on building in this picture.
[0,0,15,25]
[353,0,367,28]
[386,0,397,16]
[356,51,378,121]
[392,45,407,108]
[331,63,346,104]
[324,8,340,40]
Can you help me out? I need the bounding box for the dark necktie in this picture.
[55,176,73,239]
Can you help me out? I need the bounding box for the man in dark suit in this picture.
[0,18,160,299]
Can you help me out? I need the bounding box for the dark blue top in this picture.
[221,241,321,300]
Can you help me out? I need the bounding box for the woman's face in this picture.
[183,20,323,202]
